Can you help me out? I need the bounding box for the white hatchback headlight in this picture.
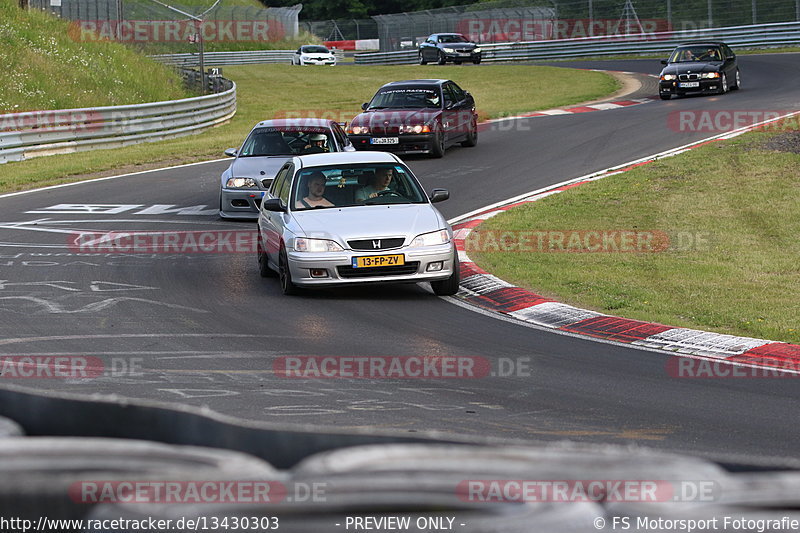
[226,177,257,189]
[294,238,344,252]
[412,229,450,247]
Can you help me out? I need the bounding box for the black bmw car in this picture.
[419,33,482,65]
[658,42,740,100]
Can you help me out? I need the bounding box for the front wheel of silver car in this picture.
[437,52,447,65]
[278,246,299,295]
[431,252,460,296]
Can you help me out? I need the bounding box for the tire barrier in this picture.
[0,438,279,523]
[0,415,23,437]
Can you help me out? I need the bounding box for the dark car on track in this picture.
[658,41,740,100]
[346,79,478,158]
[419,33,482,65]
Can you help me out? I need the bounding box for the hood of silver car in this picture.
[226,156,291,188]
[291,204,443,244]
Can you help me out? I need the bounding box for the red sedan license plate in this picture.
[352,254,404,268]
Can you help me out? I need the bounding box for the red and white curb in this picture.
[449,110,800,373]
[482,97,654,124]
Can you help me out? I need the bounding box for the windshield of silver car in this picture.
[291,164,428,210]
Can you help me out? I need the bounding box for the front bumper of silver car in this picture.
[285,243,456,287]
[219,188,264,219]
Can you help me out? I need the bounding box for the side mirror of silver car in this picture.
[262,198,286,212]
[429,188,449,203]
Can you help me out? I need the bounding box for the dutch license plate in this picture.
[352,254,405,268]
[370,137,399,145]
[679,82,700,88]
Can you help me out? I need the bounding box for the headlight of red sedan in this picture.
[398,124,431,134]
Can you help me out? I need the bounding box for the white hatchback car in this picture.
[291,45,337,66]
[257,152,459,295]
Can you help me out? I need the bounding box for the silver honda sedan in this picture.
[257,152,459,295]
[220,118,354,219]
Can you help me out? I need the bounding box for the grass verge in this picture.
[471,122,800,344]
[0,63,617,193]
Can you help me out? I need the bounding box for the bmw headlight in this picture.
[349,126,369,135]
[301,55,310,60]
[473,47,482,53]
[294,238,344,252]
[442,47,455,53]
[700,72,720,79]
[661,74,677,81]
[412,229,450,247]
[399,124,431,134]
[225,177,258,189]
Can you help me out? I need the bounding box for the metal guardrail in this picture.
[152,49,346,68]
[355,21,800,64]
[0,74,236,164]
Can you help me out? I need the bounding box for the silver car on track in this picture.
[257,152,459,295]
[219,119,354,219]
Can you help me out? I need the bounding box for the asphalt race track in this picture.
[1,54,798,461]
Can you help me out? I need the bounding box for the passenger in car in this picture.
[356,168,394,202]
[296,172,335,209]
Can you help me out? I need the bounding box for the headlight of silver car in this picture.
[411,229,450,247]
[473,47,482,53]
[225,177,258,188]
[442,47,455,53]
[294,238,344,252]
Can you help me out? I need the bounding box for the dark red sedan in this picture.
[347,79,478,158]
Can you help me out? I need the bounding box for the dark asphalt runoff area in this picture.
[0,54,798,461]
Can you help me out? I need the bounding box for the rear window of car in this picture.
[670,46,723,62]
[439,35,468,43]
[302,46,330,54]
[291,164,428,211]
[368,87,441,109]
[240,127,333,157]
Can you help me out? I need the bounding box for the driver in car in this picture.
[302,133,328,154]
[356,168,394,202]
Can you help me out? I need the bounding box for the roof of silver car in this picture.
[293,151,401,168]
[255,118,333,128]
